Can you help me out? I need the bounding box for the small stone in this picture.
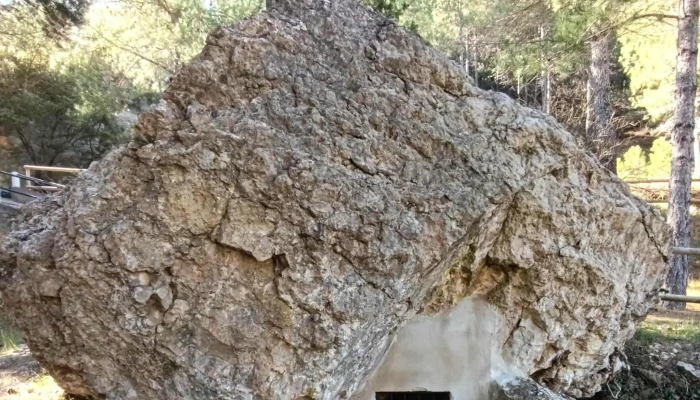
[126,272,151,287]
[154,285,173,310]
[163,300,190,324]
[677,361,700,379]
[87,244,109,263]
[637,368,663,386]
[132,287,153,304]
[38,278,62,298]
[492,376,569,400]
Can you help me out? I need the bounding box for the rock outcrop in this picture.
[0,0,670,399]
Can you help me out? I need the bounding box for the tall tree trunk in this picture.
[694,123,700,176]
[589,31,616,173]
[471,34,478,87]
[667,0,699,309]
[540,25,551,114]
[457,2,468,76]
[464,40,469,75]
[585,74,594,151]
[541,71,551,114]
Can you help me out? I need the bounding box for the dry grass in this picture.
[638,313,700,343]
[640,276,700,344]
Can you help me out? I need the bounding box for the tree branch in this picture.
[88,27,175,74]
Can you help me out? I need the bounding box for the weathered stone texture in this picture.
[490,375,571,400]
[0,0,669,399]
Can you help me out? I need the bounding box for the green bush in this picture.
[0,314,24,353]
[617,138,672,180]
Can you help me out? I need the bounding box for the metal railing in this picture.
[1,172,45,211]
[0,187,38,199]
[0,166,85,209]
[0,170,64,190]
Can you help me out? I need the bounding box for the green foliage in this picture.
[0,314,23,354]
[0,0,89,41]
[23,0,91,35]
[0,0,265,168]
[363,0,409,21]
[398,0,526,61]
[0,0,689,171]
[635,317,700,344]
[78,0,264,91]
[0,3,54,59]
[394,0,624,93]
[0,3,122,167]
[0,56,130,166]
[617,138,672,180]
[618,0,677,123]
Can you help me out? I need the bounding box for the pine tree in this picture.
[667,0,699,308]
[588,30,616,172]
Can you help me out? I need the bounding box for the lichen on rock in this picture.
[0,0,670,399]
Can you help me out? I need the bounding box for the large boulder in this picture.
[0,0,669,399]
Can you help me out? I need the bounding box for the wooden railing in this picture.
[626,179,700,184]
[22,165,85,191]
[625,178,700,204]
[661,247,700,304]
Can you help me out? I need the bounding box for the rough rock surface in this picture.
[0,0,670,399]
[490,375,571,400]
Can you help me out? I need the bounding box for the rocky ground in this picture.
[591,311,700,400]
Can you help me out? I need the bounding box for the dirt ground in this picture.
[0,345,64,400]
[590,311,700,400]
[588,240,700,400]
